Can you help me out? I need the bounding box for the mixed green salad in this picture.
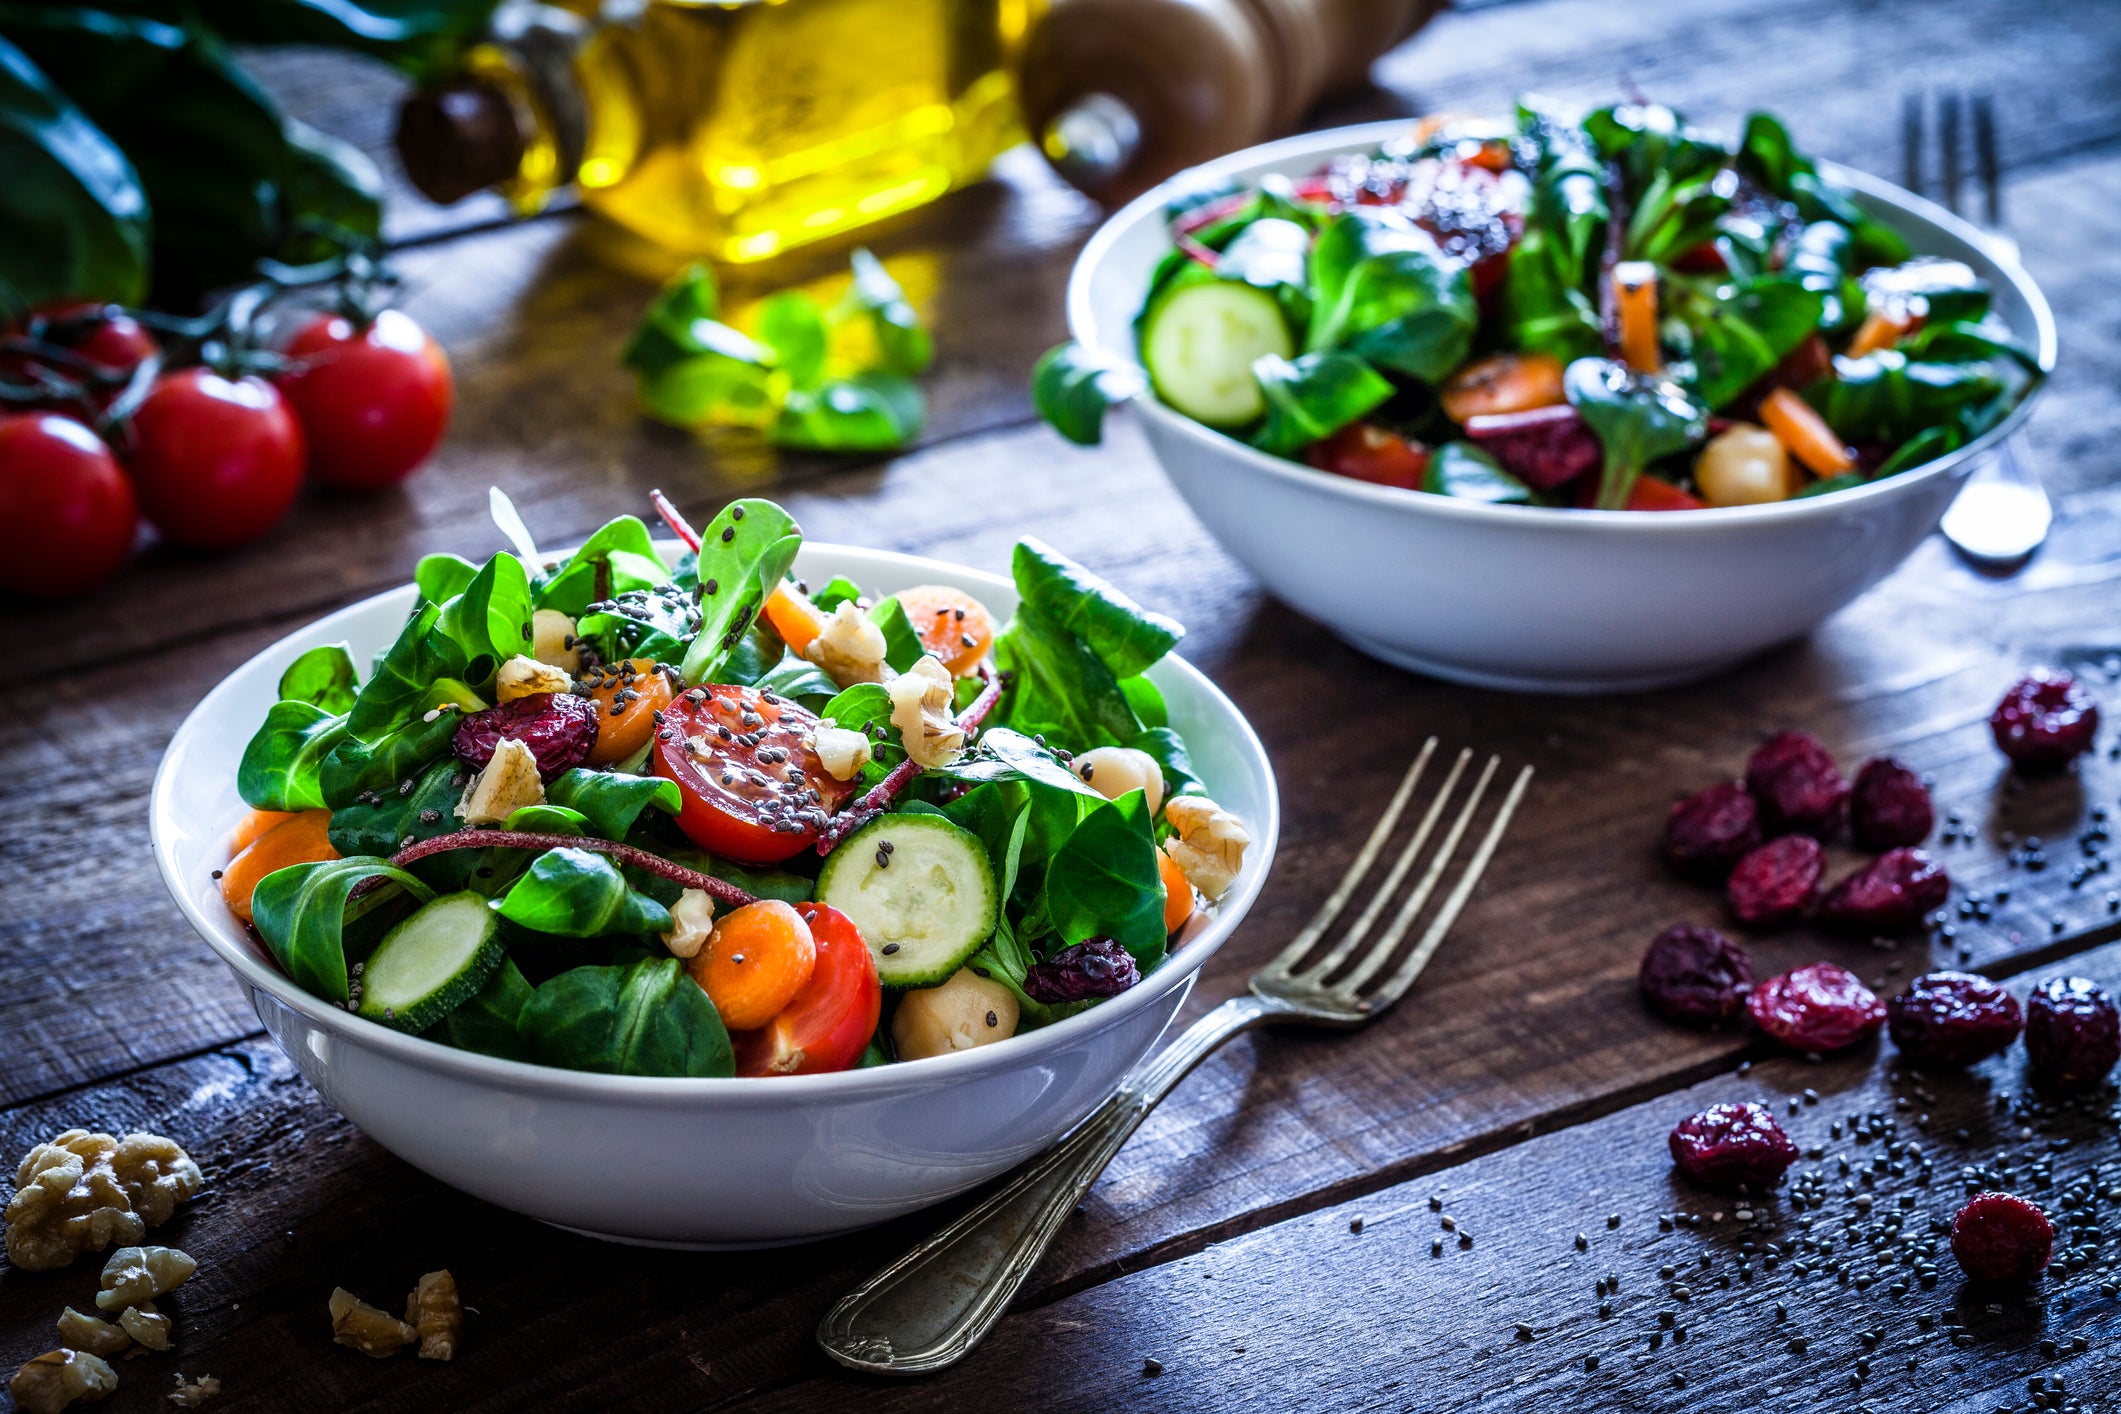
[224,492,1249,1078]
[1037,99,2042,510]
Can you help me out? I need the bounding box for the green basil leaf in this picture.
[516,956,733,1077]
[1118,675,1167,730]
[1250,350,1394,458]
[810,576,863,612]
[771,371,925,452]
[344,601,471,740]
[1305,208,1478,384]
[440,956,534,1061]
[0,34,148,309]
[251,856,434,1003]
[237,701,347,811]
[679,498,802,685]
[545,768,680,840]
[1424,441,1535,505]
[1010,539,1183,681]
[751,648,839,703]
[493,847,673,937]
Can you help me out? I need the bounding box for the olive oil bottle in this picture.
[400,0,1031,263]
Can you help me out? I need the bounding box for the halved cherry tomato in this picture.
[1159,848,1195,935]
[581,657,673,766]
[733,902,882,1076]
[1304,423,1429,489]
[653,684,858,863]
[688,898,815,1030]
[1624,476,1708,512]
[763,582,831,656]
[895,585,997,677]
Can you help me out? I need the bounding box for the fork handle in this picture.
[817,993,1284,1375]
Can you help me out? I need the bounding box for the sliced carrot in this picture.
[1845,308,1912,357]
[582,657,674,766]
[689,899,816,1031]
[228,808,297,855]
[1614,261,1661,373]
[221,810,337,923]
[1159,847,1195,935]
[896,585,998,677]
[764,582,831,656]
[1759,387,1855,475]
[1439,353,1567,424]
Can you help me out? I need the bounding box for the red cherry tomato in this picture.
[652,685,858,864]
[1303,422,1430,489]
[127,369,305,550]
[1570,474,1708,512]
[277,309,452,491]
[0,413,137,597]
[0,304,158,408]
[733,903,882,1076]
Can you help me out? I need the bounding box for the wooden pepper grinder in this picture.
[1019,0,1444,205]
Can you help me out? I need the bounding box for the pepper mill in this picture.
[1019,0,1444,204]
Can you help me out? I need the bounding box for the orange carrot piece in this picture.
[228,808,297,855]
[1846,308,1912,357]
[583,657,673,767]
[221,810,338,923]
[895,585,998,677]
[1759,387,1855,475]
[689,899,816,1031]
[1159,847,1195,935]
[1614,261,1661,373]
[763,583,830,656]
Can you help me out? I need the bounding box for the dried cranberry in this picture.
[1849,756,1933,850]
[1661,781,1762,880]
[1990,671,2100,772]
[1950,1192,2053,1283]
[2024,976,2121,1092]
[1725,835,1823,928]
[1459,405,1601,491]
[1818,847,1949,935]
[1747,962,1886,1053]
[1023,938,1141,1005]
[452,692,597,780]
[1638,924,1754,1028]
[1744,730,1849,838]
[1886,971,2023,1069]
[1668,1102,1798,1192]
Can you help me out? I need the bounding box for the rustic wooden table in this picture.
[8,0,2121,1408]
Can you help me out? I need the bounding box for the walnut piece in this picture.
[329,1288,416,1357]
[56,1309,129,1359]
[886,656,965,770]
[495,653,573,702]
[10,1349,117,1414]
[1163,795,1251,901]
[167,1373,221,1409]
[118,1304,172,1352]
[812,723,873,782]
[661,889,716,961]
[404,1269,463,1361]
[456,737,544,825]
[96,1246,197,1312]
[5,1131,202,1272]
[803,602,889,687]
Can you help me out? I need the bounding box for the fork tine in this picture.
[1289,748,1471,985]
[1261,739,1436,977]
[1364,764,1535,1010]
[1972,92,2001,227]
[1940,90,1963,215]
[1901,91,1924,195]
[1337,754,1500,994]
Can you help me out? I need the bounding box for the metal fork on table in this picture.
[1904,89,2053,566]
[817,740,1533,1375]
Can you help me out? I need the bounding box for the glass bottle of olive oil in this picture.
[408,0,1032,263]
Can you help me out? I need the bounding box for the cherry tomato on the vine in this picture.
[127,369,305,550]
[277,309,452,491]
[0,413,138,597]
[653,684,857,864]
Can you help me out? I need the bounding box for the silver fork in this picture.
[1905,90,2053,566]
[817,740,1533,1375]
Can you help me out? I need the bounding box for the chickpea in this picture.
[1694,423,1798,507]
[891,969,1020,1061]
[530,609,580,673]
[1072,747,1165,817]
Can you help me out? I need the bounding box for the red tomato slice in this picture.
[1304,422,1430,489]
[653,684,857,863]
[733,903,881,1077]
[1623,475,1708,512]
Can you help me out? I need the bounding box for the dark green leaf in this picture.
[251,856,434,1003]
[992,603,1145,752]
[868,596,927,674]
[516,957,733,1077]
[771,371,925,451]
[277,117,383,259]
[1306,208,1477,384]
[624,272,776,427]
[1424,441,1534,504]
[1250,351,1394,459]
[1129,725,1202,801]
[840,247,932,376]
[1677,274,1823,410]
[325,750,463,858]
[493,847,673,937]
[1030,342,1139,446]
[750,648,839,703]
[533,516,670,618]
[434,550,533,682]
[0,33,148,310]
[440,956,533,1061]
[1799,351,2003,444]
[504,804,590,834]
[1500,228,1602,361]
[319,705,459,809]
[1042,791,1166,970]
[1010,538,1183,681]
[414,552,478,605]
[678,498,802,685]
[1873,423,1962,478]
[1564,357,1709,509]
[237,701,346,811]
[545,768,680,840]
[1860,258,1990,325]
[810,576,863,612]
[107,0,502,80]
[754,290,829,390]
[1119,675,1167,730]
[1794,472,1868,499]
[343,601,471,740]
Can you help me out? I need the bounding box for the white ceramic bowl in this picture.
[151,544,1278,1247]
[1068,122,2057,693]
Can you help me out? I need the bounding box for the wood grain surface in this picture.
[5,0,2121,1409]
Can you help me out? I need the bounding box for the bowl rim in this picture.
[150,542,1281,1106]
[1066,117,2057,534]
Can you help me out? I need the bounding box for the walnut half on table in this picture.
[8,1349,118,1414]
[4,1131,203,1273]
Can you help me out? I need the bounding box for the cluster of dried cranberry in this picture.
[1662,730,1949,935]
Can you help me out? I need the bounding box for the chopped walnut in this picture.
[5,1131,202,1272]
[1163,795,1251,901]
[10,1349,117,1414]
[885,656,965,770]
[661,888,716,960]
[329,1288,416,1357]
[56,1309,129,1359]
[404,1269,463,1361]
[166,1373,220,1409]
[803,602,889,687]
[530,609,581,673]
[495,653,573,702]
[456,737,544,825]
[812,723,873,782]
[96,1246,196,1312]
[118,1304,172,1353]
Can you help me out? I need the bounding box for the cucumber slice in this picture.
[816,815,998,987]
[357,891,504,1032]
[1140,279,1294,428]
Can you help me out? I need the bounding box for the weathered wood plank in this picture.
[753,942,2121,1414]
